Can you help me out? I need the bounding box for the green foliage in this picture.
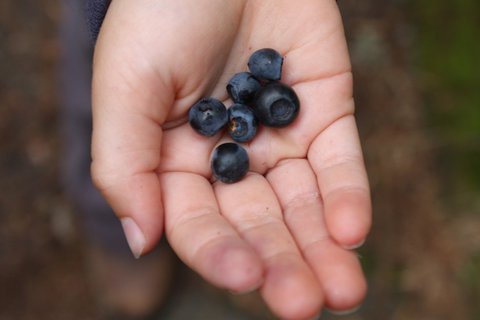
[411,0,480,192]
[412,3,480,315]
[461,252,480,317]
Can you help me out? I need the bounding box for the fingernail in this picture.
[343,239,365,250]
[121,217,146,259]
[229,281,262,295]
[326,304,361,316]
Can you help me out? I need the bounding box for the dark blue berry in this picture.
[226,72,261,104]
[211,143,249,184]
[188,98,228,136]
[247,48,283,81]
[253,82,300,127]
[227,104,258,143]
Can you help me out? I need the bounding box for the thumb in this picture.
[90,8,173,258]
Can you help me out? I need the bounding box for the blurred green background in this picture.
[414,0,480,317]
[0,0,479,319]
[414,0,480,201]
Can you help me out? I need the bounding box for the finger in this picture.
[91,54,173,258]
[267,159,367,311]
[214,173,323,320]
[308,115,372,248]
[160,172,263,292]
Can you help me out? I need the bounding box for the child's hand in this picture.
[91,0,371,318]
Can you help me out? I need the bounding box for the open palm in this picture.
[91,0,371,318]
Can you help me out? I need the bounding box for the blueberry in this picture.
[226,72,262,104]
[188,97,228,136]
[247,48,283,81]
[227,104,258,143]
[253,82,300,127]
[211,143,249,184]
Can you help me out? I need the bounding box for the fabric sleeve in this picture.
[85,0,111,42]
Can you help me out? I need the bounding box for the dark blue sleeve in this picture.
[85,0,111,42]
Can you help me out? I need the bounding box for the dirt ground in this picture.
[1,1,478,319]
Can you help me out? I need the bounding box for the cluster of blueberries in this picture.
[188,48,300,184]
